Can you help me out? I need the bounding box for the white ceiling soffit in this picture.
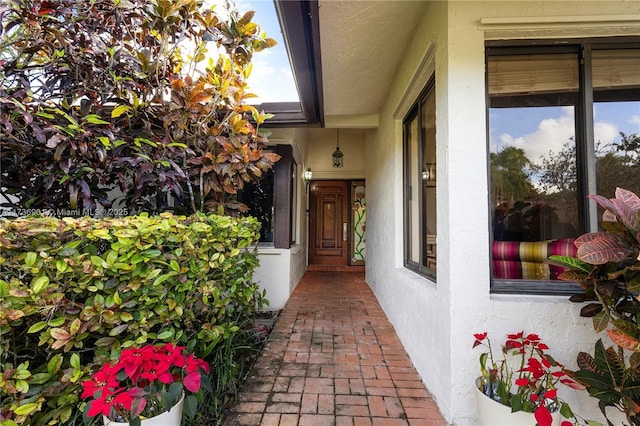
[319,1,428,128]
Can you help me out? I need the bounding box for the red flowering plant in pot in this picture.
[473,331,584,426]
[81,343,210,425]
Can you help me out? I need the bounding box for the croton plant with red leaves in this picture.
[81,343,210,424]
[473,331,585,426]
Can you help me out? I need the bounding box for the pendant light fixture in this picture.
[332,129,344,168]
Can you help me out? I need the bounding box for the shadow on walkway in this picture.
[224,271,448,426]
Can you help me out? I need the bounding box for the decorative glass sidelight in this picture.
[351,182,366,263]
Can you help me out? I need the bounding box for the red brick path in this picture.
[224,272,448,426]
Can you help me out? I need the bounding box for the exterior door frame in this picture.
[308,179,366,267]
[308,180,349,266]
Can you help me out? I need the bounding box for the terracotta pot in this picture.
[102,392,184,426]
[475,379,561,426]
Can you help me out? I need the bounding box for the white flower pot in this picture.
[475,380,561,426]
[103,392,184,426]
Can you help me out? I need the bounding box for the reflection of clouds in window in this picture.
[594,102,640,138]
[494,105,634,162]
[493,106,575,161]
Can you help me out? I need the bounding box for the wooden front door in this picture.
[309,181,348,265]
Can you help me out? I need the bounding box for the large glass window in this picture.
[237,144,296,248]
[487,39,640,293]
[404,79,437,278]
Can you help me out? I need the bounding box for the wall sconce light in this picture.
[304,167,313,192]
[332,129,344,168]
[422,163,436,186]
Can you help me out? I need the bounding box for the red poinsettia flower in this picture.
[525,333,541,342]
[82,344,210,422]
[473,331,580,424]
[81,362,119,399]
[118,346,148,381]
[534,406,553,426]
[185,353,210,374]
[473,332,488,341]
[506,331,523,339]
[140,362,172,383]
[505,339,522,350]
[87,388,126,417]
[472,332,488,348]
[113,389,134,411]
[162,343,187,366]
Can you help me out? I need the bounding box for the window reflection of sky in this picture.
[490,102,640,160]
[490,106,574,161]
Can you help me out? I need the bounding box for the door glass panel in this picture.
[351,182,366,264]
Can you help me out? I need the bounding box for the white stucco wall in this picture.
[366,1,639,425]
[254,245,307,311]
[306,128,367,180]
[254,247,294,310]
[367,0,455,419]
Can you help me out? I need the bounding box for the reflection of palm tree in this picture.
[490,146,535,205]
[617,132,640,156]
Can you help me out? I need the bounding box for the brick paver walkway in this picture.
[224,271,448,426]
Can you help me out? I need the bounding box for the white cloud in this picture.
[497,106,628,164]
[630,114,640,126]
[500,106,575,162]
[594,121,618,147]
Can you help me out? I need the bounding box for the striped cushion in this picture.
[492,239,576,280]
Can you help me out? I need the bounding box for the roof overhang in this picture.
[259,0,324,127]
[261,0,428,129]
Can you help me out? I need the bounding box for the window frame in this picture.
[238,144,296,249]
[486,37,640,295]
[403,77,437,279]
[272,144,295,249]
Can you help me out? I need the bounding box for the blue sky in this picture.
[235,0,299,104]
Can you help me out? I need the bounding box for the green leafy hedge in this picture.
[0,213,266,425]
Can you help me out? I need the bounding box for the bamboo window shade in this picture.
[487,54,578,96]
[488,49,640,96]
[592,49,640,90]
